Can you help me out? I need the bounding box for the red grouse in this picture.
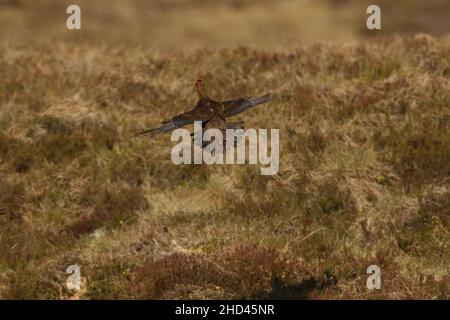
[137,79,270,139]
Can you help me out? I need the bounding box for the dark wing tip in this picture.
[251,94,271,105]
[135,120,178,138]
[135,128,162,138]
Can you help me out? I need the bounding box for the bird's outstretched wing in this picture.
[223,94,271,118]
[136,107,212,138]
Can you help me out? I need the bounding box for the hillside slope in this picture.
[0,35,449,299]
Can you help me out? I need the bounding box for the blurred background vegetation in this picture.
[0,0,449,49]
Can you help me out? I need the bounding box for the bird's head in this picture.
[196,78,207,98]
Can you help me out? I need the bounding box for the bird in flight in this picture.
[136,79,270,143]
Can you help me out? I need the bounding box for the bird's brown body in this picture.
[137,79,270,142]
